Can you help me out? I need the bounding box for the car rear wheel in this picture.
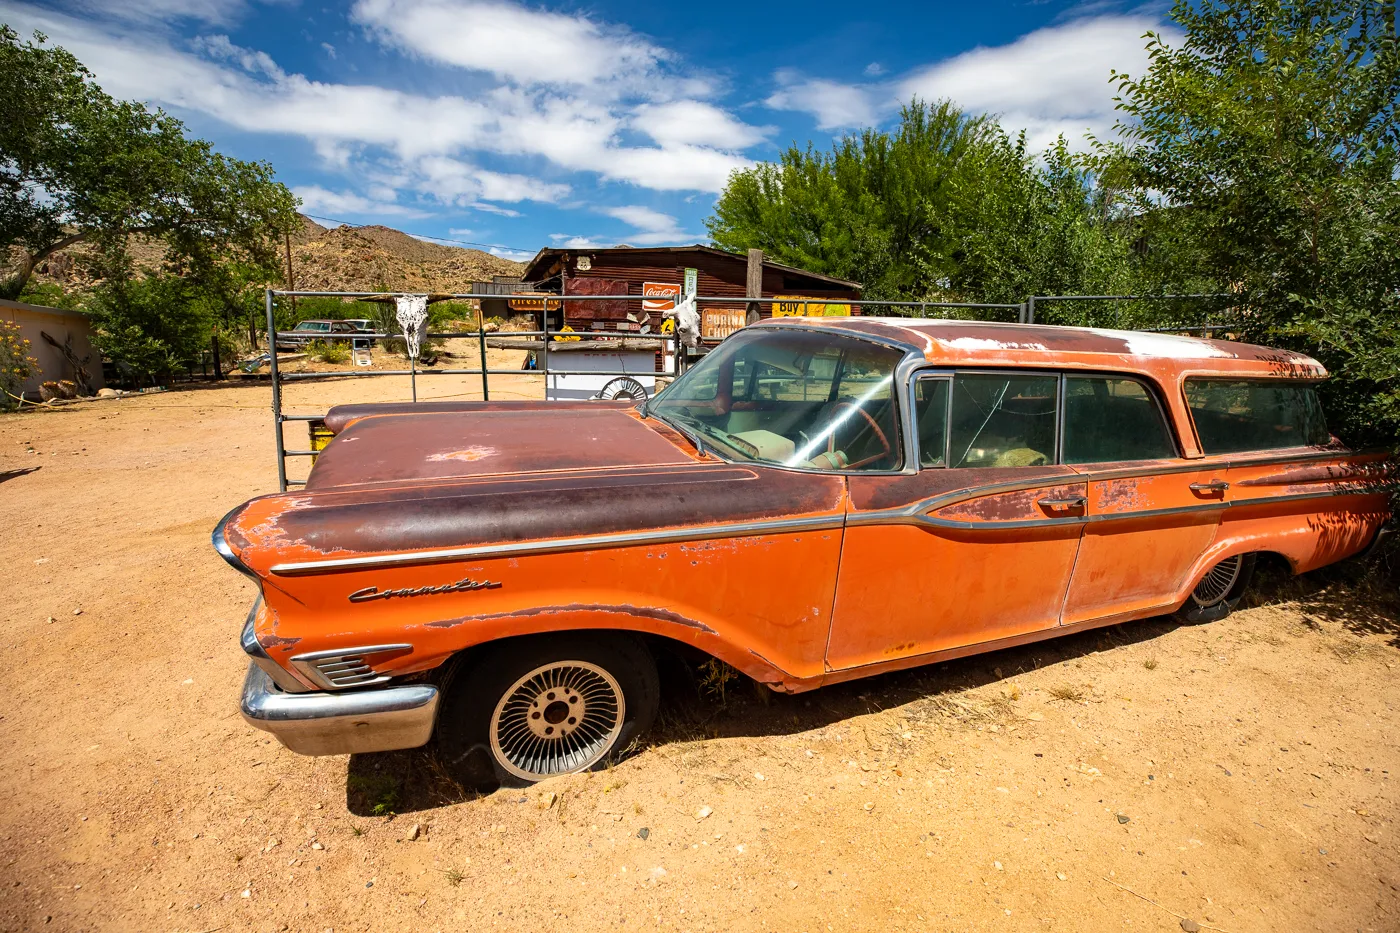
[436,633,659,787]
[1176,553,1256,624]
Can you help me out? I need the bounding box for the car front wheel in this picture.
[436,633,659,787]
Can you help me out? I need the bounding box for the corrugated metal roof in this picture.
[521,244,862,291]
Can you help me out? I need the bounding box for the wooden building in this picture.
[518,245,862,342]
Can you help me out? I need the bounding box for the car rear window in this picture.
[1185,380,1329,454]
[1063,376,1176,463]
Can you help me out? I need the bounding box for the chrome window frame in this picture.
[934,368,1066,469]
[1181,376,1331,455]
[1059,371,1182,464]
[654,321,922,476]
[907,372,954,468]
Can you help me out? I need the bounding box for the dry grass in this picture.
[914,691,1015,725]
[1048,684,1087,703]
[1143,659,1159,671]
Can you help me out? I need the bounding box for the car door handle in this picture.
[1190,481,1230,495]
[1038,495,1087,512]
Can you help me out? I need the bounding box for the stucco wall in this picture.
[0,299,104,397]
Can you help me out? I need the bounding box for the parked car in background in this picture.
[275,319,360,351]
[216,318,1393,787]
[344,319,375,333]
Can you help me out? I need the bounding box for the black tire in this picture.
[1176,553,1256,624]
[436,633,659,788]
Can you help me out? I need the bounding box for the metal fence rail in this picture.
[262,288,1228,490]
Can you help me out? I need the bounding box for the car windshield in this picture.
[649,327,904,471]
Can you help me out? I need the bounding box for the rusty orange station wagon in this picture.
[214,318,1392,785]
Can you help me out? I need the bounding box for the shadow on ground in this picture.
[1245,552,1400,643]
[345,553,1399,817]
[344,610,1183,816]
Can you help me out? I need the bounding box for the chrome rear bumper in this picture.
[239,663,439,756]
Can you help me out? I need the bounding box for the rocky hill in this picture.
[287,217,527,293]
[20,215,527,297]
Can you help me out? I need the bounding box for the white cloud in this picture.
[411,156,570,206]
[193,34,285,80]
[548,234,612,249]
[350,0,666,89]
[766,72,879,130]
[598,205,691,245]
[0,0,755,198]
[475,169,570,203]
[447,227,474,236]
[472,203,522,217]
[764,15,1176,151]
[897,15,1175,150]
[864,62,885,77]
[550,205,696,249]
[631,101,769,149]
[490,246,536,261]
[49,0,250,27]
[293,185,432,218]
[321,42,336,59]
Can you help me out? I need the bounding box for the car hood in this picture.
[304,407,699,490]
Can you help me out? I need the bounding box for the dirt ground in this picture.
[1,374,1397,933]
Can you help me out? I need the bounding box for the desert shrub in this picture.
[305,339,349,364]
[0,320,39,408]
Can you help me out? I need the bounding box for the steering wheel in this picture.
[823,400,892,470]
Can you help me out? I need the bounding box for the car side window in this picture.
[1185,380,1330,453]
[949,373,1058,468]
[912,376,949,467]
[1063,376,1176,463]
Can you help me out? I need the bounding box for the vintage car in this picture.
[275,319,362,351]
[214,318,1392,785]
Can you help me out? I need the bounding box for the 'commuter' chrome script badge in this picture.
[349,577,501,603]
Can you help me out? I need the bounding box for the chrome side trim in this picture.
[289,643,414,691]
[269,513,847,576]
[212,504,257,578]
[239,598,312,693]
[847,486,1378,532]
[240,663,439,756]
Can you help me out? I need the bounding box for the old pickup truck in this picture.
[214,318,1392,785]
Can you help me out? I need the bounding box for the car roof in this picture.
[756,316,1327,381]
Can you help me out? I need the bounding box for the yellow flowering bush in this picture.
[0,321,39,409]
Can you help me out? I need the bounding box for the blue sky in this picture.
[2,0,1179,261]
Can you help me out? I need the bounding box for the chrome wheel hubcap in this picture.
[1192,555,1244,607]
[489,661,624,781]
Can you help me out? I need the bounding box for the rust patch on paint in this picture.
[427,446,496,463]
[1096,477,1148,511]
[425,603,717,634]
[1238,461,1395,487]
[937,483,1087,522]
[260,633,301,649]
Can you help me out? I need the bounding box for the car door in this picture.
[825,370,1086,672]
[1058,374,1228,625]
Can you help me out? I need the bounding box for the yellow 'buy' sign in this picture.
[772,296,851,317]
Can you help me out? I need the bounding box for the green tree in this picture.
[706,101,1145,312]
[942,135,1149,310]
[0,26,299,301]
[1092,0,1400,446]
[707,101,1003,300]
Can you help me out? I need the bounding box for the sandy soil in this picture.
[0,376,1397,933]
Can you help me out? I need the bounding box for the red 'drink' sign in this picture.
[642,282,681,312]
